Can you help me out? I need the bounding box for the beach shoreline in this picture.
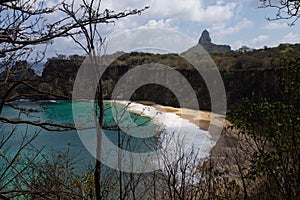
[114,101,226,163]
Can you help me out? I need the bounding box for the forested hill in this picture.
[1,43,300,111]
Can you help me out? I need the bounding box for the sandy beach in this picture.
[150,103,243,181]
[115,100,229,159]
[151,104,235,158]
[135,101,225,131]
[153,104,225,131]
[123,101,227,141]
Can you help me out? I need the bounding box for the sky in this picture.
[47,0,300,58]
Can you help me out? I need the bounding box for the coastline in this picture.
[133,100,225,132]
[9,99,227,163]
[150,103,229,162]
[114,101,226,167]
[153,104,222,131]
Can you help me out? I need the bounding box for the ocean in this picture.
[0,100,157,167]
[0,99,216,168]
[0,100,218,198]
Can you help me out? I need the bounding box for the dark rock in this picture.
[0,61,42,100]
[184,30,231,54]
[199,30,212,44]
[0,61,39,80]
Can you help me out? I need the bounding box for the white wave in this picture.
[114,101,215,170]
[12,99,30,102]
[37,100,57,103]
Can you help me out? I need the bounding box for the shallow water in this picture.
[0,100,156,169]
[0,100,217,199]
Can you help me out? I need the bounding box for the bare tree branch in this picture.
[260,0,300,25]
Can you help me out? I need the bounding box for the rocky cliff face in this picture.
[0,61,42,99]
[3,43,299,111]
[1,61,39,80]
[97,63,281,111]
[40,59,83,97]
[37,44,298,111]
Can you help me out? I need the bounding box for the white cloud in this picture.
[142,19,177,29]
[249,35,270,46]
[281,32,300,44]
[39,0,300,58]
[232,40,243,50]
[104,28,195,54]
[233,34,270,49]
[150,0,237,23]
[47,37,84,58]
[100,0,237,24]
[96,0,239,46]
[209,18,253,38]
[234,33,300,50]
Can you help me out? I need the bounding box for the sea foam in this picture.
[115,101,215,169]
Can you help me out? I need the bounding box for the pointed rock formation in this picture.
[183,30,231,54]
[199,30,212,44]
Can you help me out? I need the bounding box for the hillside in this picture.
[1,43,300,111]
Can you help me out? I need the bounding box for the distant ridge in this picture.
[183,30,231,54]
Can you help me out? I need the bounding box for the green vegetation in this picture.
[108,44,300,72]
[2,48,300,200]
[0,147,96,199]
[228,56,300,199]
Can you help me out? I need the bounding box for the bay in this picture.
[0,100,156,170]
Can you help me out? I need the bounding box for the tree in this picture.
[0,0,148,133]
[0,1,148,199]
[260,0,300,25]
[57,2,147,199]
[228,56,300,199]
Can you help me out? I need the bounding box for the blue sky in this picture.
[48,0,300,57]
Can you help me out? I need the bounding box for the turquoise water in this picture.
[0,100,156,169]
[0,100,158,199]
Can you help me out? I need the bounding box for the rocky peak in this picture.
[183,30,231,54]
[199,30,211,44]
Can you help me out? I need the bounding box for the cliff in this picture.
[1,43,299,111]
[37,43,300,111]
[0,61,42,99]
[40,59,83,97]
